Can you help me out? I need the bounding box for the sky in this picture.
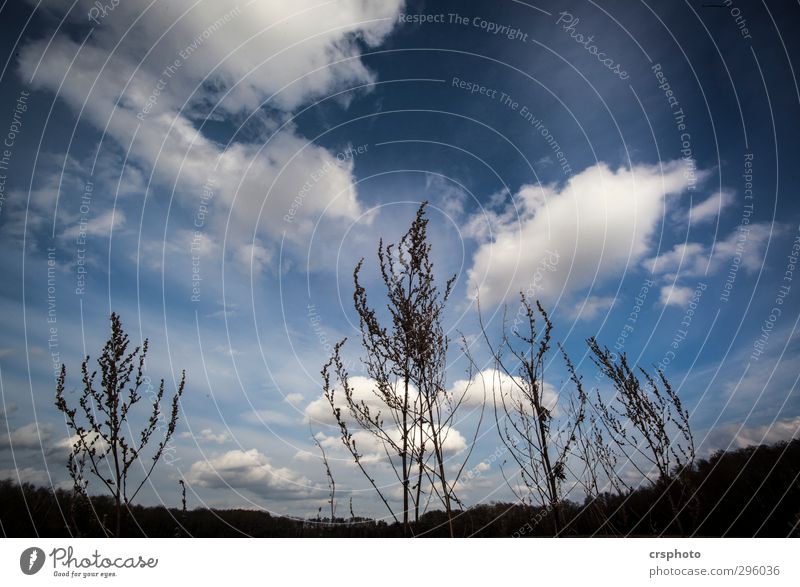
[0,0,799,520]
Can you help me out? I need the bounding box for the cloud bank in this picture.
[464,160,708,306]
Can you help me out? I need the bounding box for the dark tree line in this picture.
[2,439,798,536]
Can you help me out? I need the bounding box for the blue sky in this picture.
[0,0,799,518]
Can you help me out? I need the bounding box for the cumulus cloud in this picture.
[62,209,125,240]
[712,223,774,271]
[305,376,468,459]
[645,242,707,278]
[706,417,800,451]
[284,393,304,406]
[424,173,469,218]
[234,240,275,276]
[186,448,314,499]
[0,467,52,485]
[180,428,230,445]
[568,295,616,321]
[448,368,558,414]
[0,422,53,450]
[644,222,773,280]
[17,0,405,266]
[689,190,734,224]
[52,431,108,454]
[304,375,415,426]
[23,1,403,114]
[465,161,706,306]
[658,284,695,307]
[312,425,467,464]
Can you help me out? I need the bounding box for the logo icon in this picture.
[20,547,45,575]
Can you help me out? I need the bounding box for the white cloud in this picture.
[53,431,108,453]
[689,190,734,224]
[706,417,800,450]
[234,240,275,276]
[712,223,773,271]
[475,461,491,473]
[180,428,230,445]
[307,369,560,461]
[304,375,415,426]
[569,295,616,321]
[17,0,405,267]
[312,425,467,464]
[0,467,52,486]
[645,242,707,278]
[305,376,468,459]
[465,161,706,306]
[425,173,468,218]
[0,422,53,449]
[23,1,403,113]
[644,222,773,280]
[658,284,694,307]
[448,368,558,414]
[284,393,304,406]
[62,209,125,240]
[186,448,314,499]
